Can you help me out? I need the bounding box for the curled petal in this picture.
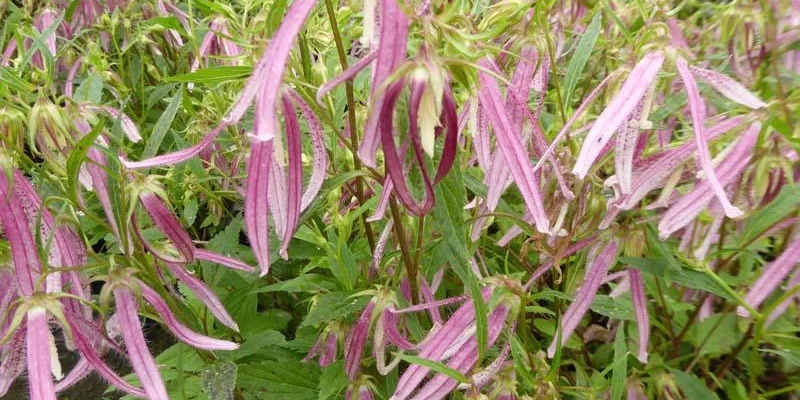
[689,65,766,109]
[279,95,303,259]
[676,56,742,218]
[316,52,377,104]
[137,281,238,350]
[165,261,240,331]
[85,106,141,143]
[359,0,410,167]
[345,301,376,379]
[140,192,195,263]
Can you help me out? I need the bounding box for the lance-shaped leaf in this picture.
[114,286,169,400]
[738,237,800,317]
[345,300,376,379]
[689,65,766,109]
[165,261,240,331]
[658,123,758,238]
[0,171,40,295]
[572,52,664,178]
[548,239,619,358]
[676,56,743,218]
[140,191,195,263]
[359,0,409,167]
[26,307,57,400]
[137,281,238,350]
[628,268,649,363]
[477,59,550,234]
[380,79,435,215]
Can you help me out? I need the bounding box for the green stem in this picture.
[323,0,377,252]
[390,200,419,303]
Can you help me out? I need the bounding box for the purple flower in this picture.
[738,237,800,317]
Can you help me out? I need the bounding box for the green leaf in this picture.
[611,322,627,400]
[738,183,800,246]
[301,292,369,328]
[232,330,287,360]
[0,66,35,93]
[760,349,800,367]
[66,119,104,203]
[468,276,488,362]
[252,273,337,293]
[201,361,238,400]
[266,0,289,34]
[238,361,320,400]
[432,153,471,281]
[142,87,183,159]
[74,73,104,103]
[669,368,721,400]
[591,295,635,321]
[165,66,252,84]
[562,13,602,108]
[317,361,347,400]
[182,196,198,226]
[397,354,469,384]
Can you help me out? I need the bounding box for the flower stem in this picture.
[323,0,377,252]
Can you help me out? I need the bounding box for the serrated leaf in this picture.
[669,368,721,400]
[562,13,602,108]
[238,361,320,400]
[74,73,104,103]
[252,273,337,293]
[301,292,369,328]
[232,330,287,360]
[317,361,347,400]
[142,87,183,158]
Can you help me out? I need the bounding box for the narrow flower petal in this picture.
[477,59,550,234]
[0,329,25,396]
[0,171,41,295]
[121,123,229,170]
[288,89,329,210]
[676,56,743,218]
[548,239,619,358]
[84,105,141,143]
[316,51,378,104]
[345,301,376,379]
[194,248,255,273]
[114,287,169,400]
[137,281,238,350]
[614,101,644,194]
[245,138,273,276]
[689,65,767,109]
[26,307,57,400]
[62,318,147,397]
[279,95,303,259]
[572,52,664,178]
[380,80,435,215]
[629,268,649,363]
[359,0,409,167]
[738,237,800,317]
[165,261,240,331]
[140,192,195,262]
[658,123,758,238]
[766,268,800,325]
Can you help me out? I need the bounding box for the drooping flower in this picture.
[738,237,800,317]
[548,238,619,358]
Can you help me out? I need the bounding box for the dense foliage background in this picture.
[0,0,799,399]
